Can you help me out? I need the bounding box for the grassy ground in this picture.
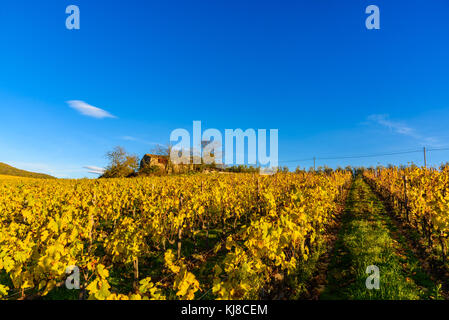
[321,176,442,300]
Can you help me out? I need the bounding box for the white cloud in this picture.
[83,166,105,175]
[122,136,137,141]
[367,114,439,146]
[368,114,416,137]
[67,100,117,119]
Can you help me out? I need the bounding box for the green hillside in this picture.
[0,162,55,179]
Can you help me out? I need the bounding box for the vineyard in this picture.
[0,172,351,300]
[1,167,448,300]
[364,167,449,273]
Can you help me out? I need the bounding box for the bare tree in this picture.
[102,146,139,178]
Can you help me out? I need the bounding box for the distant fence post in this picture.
[423,147,427,168]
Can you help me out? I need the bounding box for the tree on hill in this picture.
[101,146,139,178]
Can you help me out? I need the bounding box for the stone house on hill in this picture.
[140,154,169,171]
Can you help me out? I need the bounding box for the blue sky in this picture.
[0,0,448,178]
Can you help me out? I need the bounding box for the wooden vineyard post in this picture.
[133,257,139,290]
[202,180,210,248]
[88,213,94,254]
[439,232,447,264]
[89,193,96,253]
[178,195,183,259]
[257,177,261,215]
[403,175,409,223]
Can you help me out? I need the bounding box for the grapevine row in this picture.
[364,167,449,264]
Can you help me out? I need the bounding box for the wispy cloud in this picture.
[67,100,117,119]
[83,166,105,175]
[367,114,439,146]
[122,136,137,141]
[368,114,416,137]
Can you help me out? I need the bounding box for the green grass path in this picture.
[320,175,442,300]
